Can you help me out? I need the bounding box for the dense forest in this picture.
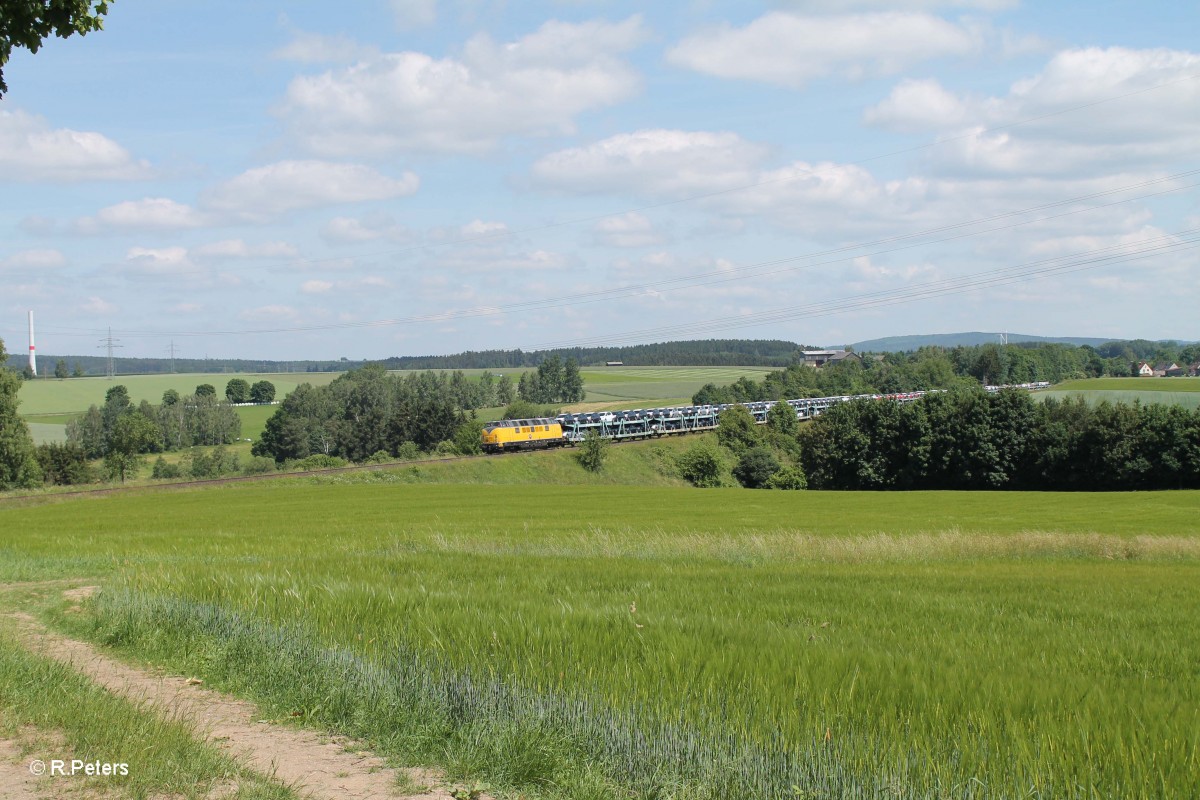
[797,389,1200,491]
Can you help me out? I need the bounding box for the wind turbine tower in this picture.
[27,310,37,377]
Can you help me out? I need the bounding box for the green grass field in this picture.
[16,367,775,417]
[1038,377,1200,410]
[3,481,1196,799]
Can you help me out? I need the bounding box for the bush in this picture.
[364,450,392,464]
[676,441,726,487]
[733,446,781,489]
[767,464,807,490]
[183,446,239,478]
[241,456,278,475]
[394,442,421,460]
[576,431,609,473]
[151,456,183,480]
[453,419,485,456]
[717,405,762,453]
[295,454,347,471]
[35,443,95,485]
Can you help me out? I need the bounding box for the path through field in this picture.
[4,590,467,800]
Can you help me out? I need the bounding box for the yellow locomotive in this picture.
[481,418,567,453]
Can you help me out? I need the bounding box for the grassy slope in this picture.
[3,483,1199,797]
[0,589,294,800]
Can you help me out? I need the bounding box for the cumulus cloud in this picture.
[667,12,980,88]
[80,296,117,315]
[867,47,1200,176]
[301,279,334,294]
[194,239,299,259]
[202,160,419,219]
[390,0,436,28]
[124,246,196,275]
[75,198,207,233]
[0,249,67,270]
[322,213,411,244]
[239,305,301,322]
[273,31,377,63]
[278,16,647,155]
[593,212,669,248]
[531,129,767,196]
[0,109,151,182]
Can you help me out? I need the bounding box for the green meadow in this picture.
[3,480,1197,799]
[1040,377,1200,410]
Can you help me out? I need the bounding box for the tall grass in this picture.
[0,628,295,800]
[6,483,1192,798]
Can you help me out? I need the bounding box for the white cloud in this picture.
[867,47,1200,176]
[390,0,436,28]
[460,220,508,237]
[667,12,980,88]
[301,280,334,294]
[239,305,300,322]
[76,198,206,233]
[202,160,419,219]
[782,0,1016,8]
[0,249,67,270]
[0,109,151,182]
[194,239,299,259]
[593,212,668,248]
[273,31,377,64]
[322,214,411,244]
[531,129,766,196]
[124,246,195,275]
[863,78,970,131]
[80,296,117,315]
[278,16,647,155]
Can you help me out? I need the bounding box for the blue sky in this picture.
[1,0,1197,359]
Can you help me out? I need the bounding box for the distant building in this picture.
[1190,362,1200,377]
[1133,361,1154,377]
[800,349,862,368]
[1156,362,1184,377]
[605,361,624,367]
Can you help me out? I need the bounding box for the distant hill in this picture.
[3,339,807,375]
[850,332,1131,352]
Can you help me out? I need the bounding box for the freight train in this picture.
[480,382,1050,453]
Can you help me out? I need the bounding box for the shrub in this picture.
[364,450,392,464]
[151,456,183,480]
[733,447,781,489]
[241,456,278,475]
[35,442,95,485]
[394,442,421,460]
[183,446,239,478]
[453,419,485,456]
[716,405,762,453]
[676,441,725,487]
[767,464,808,490]
[576,431,609,473]
[295,454,347,470]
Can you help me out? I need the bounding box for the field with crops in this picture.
[1040,376,1200,410]
[3,480,1197,799]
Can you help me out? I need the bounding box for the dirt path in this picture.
[6,609,458,800]
[0,738,46,800]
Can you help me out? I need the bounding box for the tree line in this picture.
[690,341,1184,406]
[798,389,1200,491]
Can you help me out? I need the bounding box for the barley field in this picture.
[4,484,1197,799]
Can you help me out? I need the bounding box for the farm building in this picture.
[1132,361,1154,377]
[800,349,862,368]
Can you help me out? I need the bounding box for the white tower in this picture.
[27,310,37,377]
